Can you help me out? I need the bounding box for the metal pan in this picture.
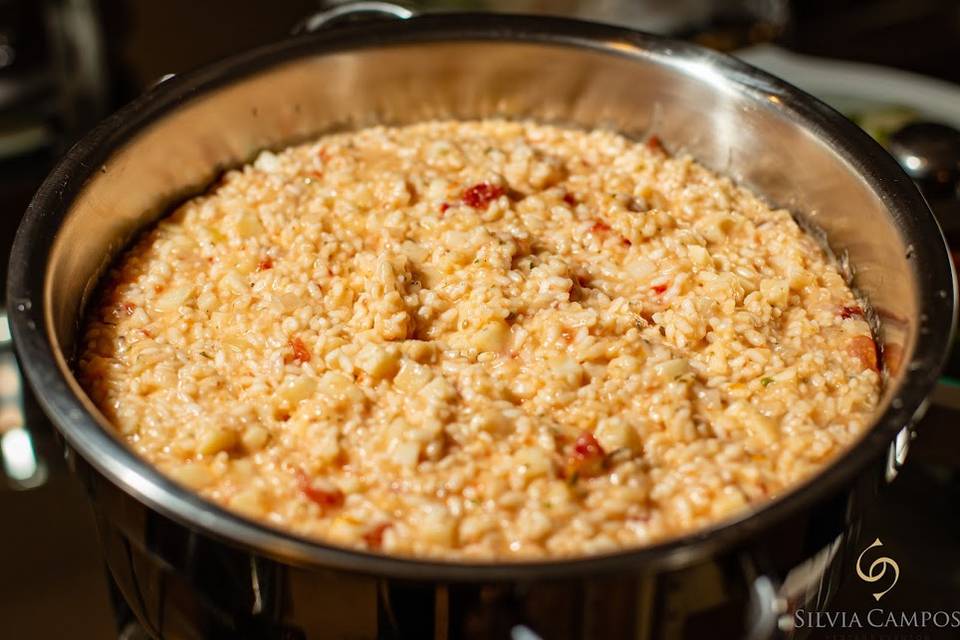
[6,5,955,638]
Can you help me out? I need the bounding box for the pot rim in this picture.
[7,12,956,581]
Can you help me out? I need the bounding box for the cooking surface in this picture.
[1,1,959,638]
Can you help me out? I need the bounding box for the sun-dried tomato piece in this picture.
[286,337,311,364]
[462,183,505,209]
[566,432,606,480]
[573,433,603,458]
[651,283,668,294]
[563,193,577,206]
[362,522,392,549]
[620,236,632,247]
[848,335,879,372]
[297,472,344,509]
[439,202,451,214]
[257,257,273,271]
[646,135,665,153]
[840,305,863,319]
[590,219,611,233]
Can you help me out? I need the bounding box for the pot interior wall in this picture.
[45,36,917,424]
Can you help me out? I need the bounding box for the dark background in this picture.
[0,1,958,638]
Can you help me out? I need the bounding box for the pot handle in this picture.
[293,1,415,34]
[743,570,784,640]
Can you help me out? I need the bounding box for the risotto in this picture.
[77,120,881,559]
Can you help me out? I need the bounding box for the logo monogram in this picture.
[856,538,899,601]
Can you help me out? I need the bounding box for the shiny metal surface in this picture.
[5,11,957,639]
[80,450,874,639]
[294,1,414,34]
[889,121,960,198]
[888,121,960,240]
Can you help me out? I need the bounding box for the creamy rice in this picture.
[77,120,881,559]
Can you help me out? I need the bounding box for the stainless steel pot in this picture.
[6,7,956,639]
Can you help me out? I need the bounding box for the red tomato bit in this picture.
[563,193,577,206]
[646,135,665,153]
[439,202,451,215]
[286,337,311,364]
[362,523,392,549]
[620,236,632,247]
[651,283,668,294]
[257,257,273,271]
[297,471,344,509]
[566,432,607,479]
[462,182,505,209]
[590,219,611,233]
[839,305,863,319]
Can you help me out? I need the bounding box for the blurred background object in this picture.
[0,0,108,299]
[1,1,959,638]
[91,0,960,88]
